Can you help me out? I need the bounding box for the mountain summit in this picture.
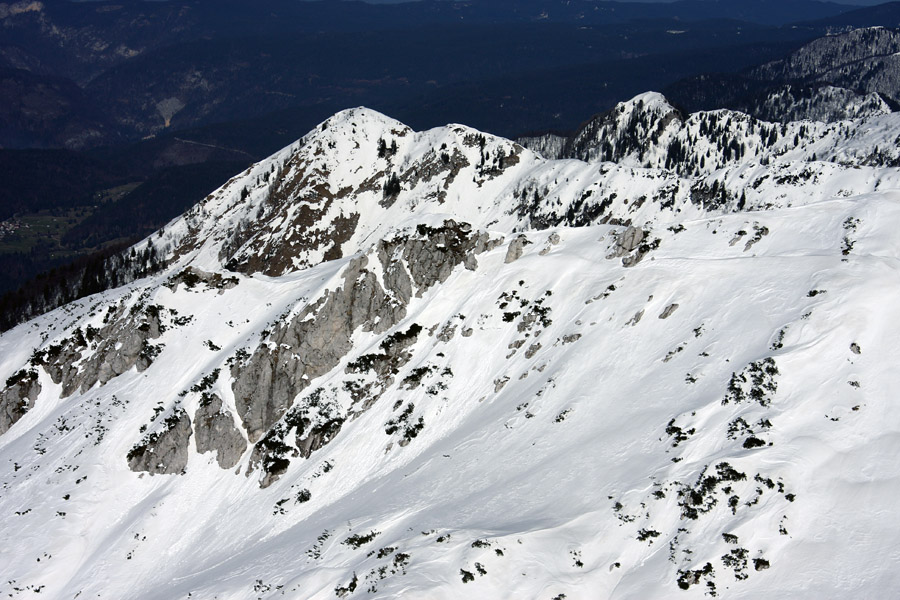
[1,94,899,598]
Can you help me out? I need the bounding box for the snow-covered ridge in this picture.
[2,94,900,598]
[527,90,900,173]
[147,94,900,283]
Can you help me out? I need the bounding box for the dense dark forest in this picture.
[0,240,164,332]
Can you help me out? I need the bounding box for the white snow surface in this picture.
[2,94,900,599]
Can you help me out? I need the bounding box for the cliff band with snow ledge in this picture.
[1,94,899,599]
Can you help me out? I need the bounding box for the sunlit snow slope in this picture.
[1,95,900,599]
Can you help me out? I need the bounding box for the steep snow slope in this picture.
[2,97,900,599]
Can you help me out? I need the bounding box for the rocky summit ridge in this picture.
[1,94,900,598]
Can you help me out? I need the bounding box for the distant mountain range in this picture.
[0,0,888,151]
[665,26,900,118]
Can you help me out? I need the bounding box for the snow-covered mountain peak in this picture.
[566,92,683,163]
[154,90,900,287]
[305,106,414,159]
[622,90,677,113]
[155,109,538,279]
[4,91,900,598]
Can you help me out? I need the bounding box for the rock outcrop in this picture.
[610,225,657,267]
[194,395,247,469]
[0,299,165,438]
[388,222,499,295]
[0,369,40,435]
[166,267,239,293]
[127,408,192,475]
[615,225,644,255]
[233,220,498,446]
[36,303,165,398]
[229,221,499,485]
[231,252,408,444]
[659,303,680,319]
[505,234,530,263]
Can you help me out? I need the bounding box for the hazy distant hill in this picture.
[0,0,859,150]
[664,26,900,121]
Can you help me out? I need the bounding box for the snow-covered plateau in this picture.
[2,92,899,599]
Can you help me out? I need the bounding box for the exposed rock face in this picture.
[38,303,165,398]
[221,157,362,275]
[194,395,247,469]
[93,328,155,388]
[232,253,408,444]
[505,234,530,263]
[609,225,659,268]
[41,337,86,394]
[611,225,644,267]
[615,225,644,255]
[0,370,40,435]
[233,220,498,443]
[394,146,471,204]
[166,267,239,293]
[0,303,167,435]
[213,121,505,277]
[127,408,192,475]
[232,220,499,483]
[393,222,499,295]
